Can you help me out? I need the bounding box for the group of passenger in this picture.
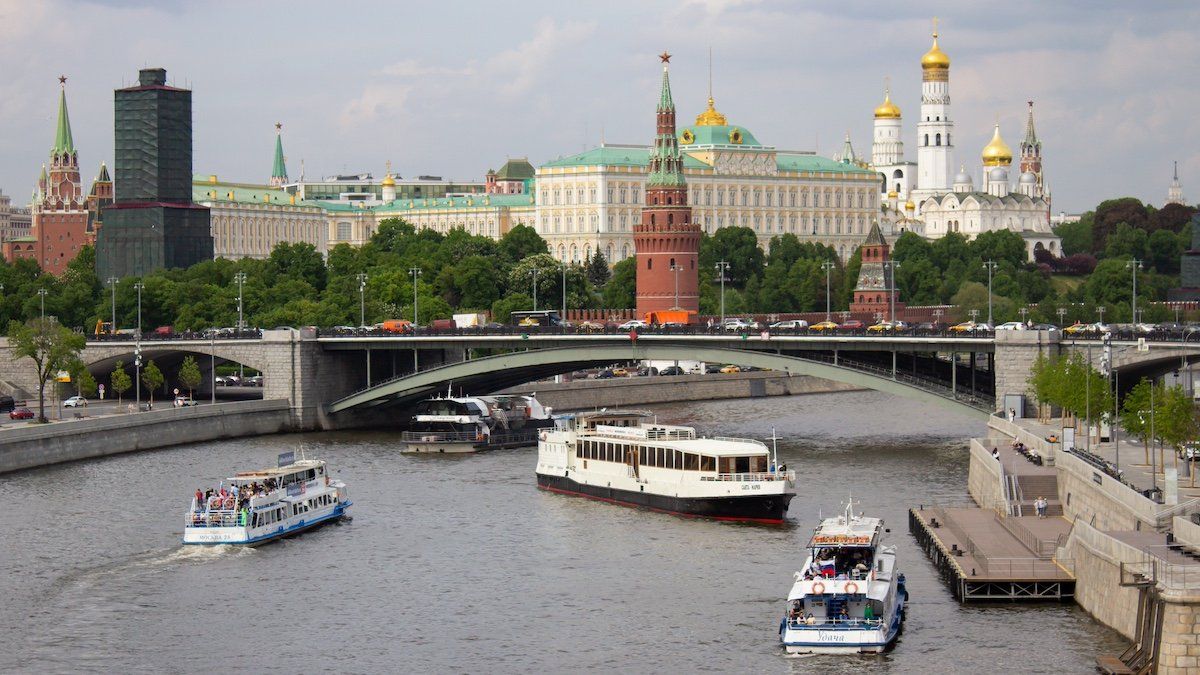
[1011,439,1043,466]
[787,600,879,626]
[801,548,872,581]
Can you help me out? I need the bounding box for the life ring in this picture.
[208,497,222,509]
[223,496,234,510]
[811,582,825,595]
[845,582,859,595]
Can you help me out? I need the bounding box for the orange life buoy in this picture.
[811,582,825,595]
[223,496,234,510]
[845,581,859,595]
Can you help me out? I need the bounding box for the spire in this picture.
[52,76,75,156]
[657,51,674,111]
[648,52,685,188]
[97,162,110,182]
[271,123,288,184]
[1022,100,1039,148]
[840,133,857,163]
[695,47,728,126]
[1175,161,1180,181]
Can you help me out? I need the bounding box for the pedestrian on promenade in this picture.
[992,447,1000,461]
[1008,408,1016,422]
[1035,496,1047,518]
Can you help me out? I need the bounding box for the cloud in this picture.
[380,60,476,78]
[479,17,596,99]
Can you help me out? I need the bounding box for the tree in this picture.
[268,242,327,291]
[1103,222,1148,261]
[1054,217,1093,256]
[1146,228,1183,274]
[699,227,764,285]
[7,317,87,422]
[1121,378,1155,465]
[141,360,164,407]
[585,250,610,287]
[73,365,98,399]
[111,361,132,404]
[1092,198,1148,253]
[491,293,533,324]
[178,355,202,400]
[601,258,636,309]
[498,223,548,263]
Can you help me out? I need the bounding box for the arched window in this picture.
[647,258,653,270]
[946,133,951,145]
[669,257,676,269]
[935,133,941,146]
[924,134,929,146]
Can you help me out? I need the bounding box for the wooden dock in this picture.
[909,506,1075,602]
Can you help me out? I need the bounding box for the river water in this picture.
[0,390,1126,673]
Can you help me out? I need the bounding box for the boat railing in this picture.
[186,507,246,528]
[785,616,886,630]
[713,436,769,449]
[702,470,796,482]
[401,429,540,444]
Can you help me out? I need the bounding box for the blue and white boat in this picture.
[183,453,351,546]
[779,502,907,654]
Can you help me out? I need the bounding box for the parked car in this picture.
[995,321,1028,331]
[949,321,978,333]
[722,318,761,331]
[593,369,614,379]
[635,366,659,377]
[704,363,724,374]
[1181,443,1200,461]
[840,319,865,330]
[173,397,198,408]
[576,320,605,333]
[0,395,14,413]
[611,367,630,377]
[659,365,685,376]
[1064,322,1108,335]
[1031,323,1058,332]
[769,319,809,330]
[809,320,839,332]
[617,320,648,331]
[867,321,907,332]
[719,364,741,374]
[245,375,264,387]
[63,395,88,408]
[9,407,35,420]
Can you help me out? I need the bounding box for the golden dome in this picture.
[921,33,950,70]
[381,174,396,187]
[874,90,901,119]
[905,199,915,211]
[694,97,728,126]
[981,124,1013,166]
[887,190,898,199]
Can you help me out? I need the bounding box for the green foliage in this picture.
[1103,223,1147,261]
[111,361,132,403]
[601,258,636,309]
[1036,352,1112,425]
[699,227,763,285]
[491,293,533,324]
[7,317,87,422]
[177,355,202,397]
[585,250,610,287]
[498,224,548,263]
[268,242,327,291]
[1054,215,1093,256]
[141,360,164,404]
[72,364,98,398]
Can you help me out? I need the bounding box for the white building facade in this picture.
[193,177,328,259]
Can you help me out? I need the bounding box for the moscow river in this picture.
[0,390,1126,673]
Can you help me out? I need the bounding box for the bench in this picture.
[1095,655,1133,674]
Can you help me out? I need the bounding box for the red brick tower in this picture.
[634,52,700,316]
[850,222,904,320]
[30,76,90,274]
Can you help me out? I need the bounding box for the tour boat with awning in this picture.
[779,502,907,653]
[402,393,553,453]
[535,410,795,523]
[183,452,351,546]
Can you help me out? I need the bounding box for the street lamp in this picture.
[37,288,47,321]
[233,272,247,334]
[821,261,835,322]
[1019,307,1028,324]
[561,262,568,321]
[716,260,731,325]
[1127,259,1142,325]
[670,263,682,309]
[982,260,998,327]
[133,281,144,411]
[968,308,980,323]
[1097,305,1106,324]
[1057,307,1067,327]
[107,277,118,334]
[409,267,422,324]
[884,260,900,323]
[531,267,539,312]
[356,273,368,327]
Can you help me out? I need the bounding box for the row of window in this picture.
[577,439,718,472]
[541,185,875,209]
[540,211,873,236]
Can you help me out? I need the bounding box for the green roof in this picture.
[543,146,709,170]
[320,193,534,213]
[776,153,876,175]
[192,175,319,208]
[678,124,762,147]
[494,158,534,180]
[272,132,287,179]
[53,86,74,156]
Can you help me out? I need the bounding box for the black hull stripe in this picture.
[536,473,792,524]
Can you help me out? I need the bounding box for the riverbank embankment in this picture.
[503,371,863,411]
[0,399,292,475]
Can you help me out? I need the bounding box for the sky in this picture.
[0,0,1196,214]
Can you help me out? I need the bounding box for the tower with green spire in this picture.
[270,122,288,187]
[634,52,699,316]
[30,75,89,275]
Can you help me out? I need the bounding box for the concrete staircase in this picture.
[1015,474,1063,516]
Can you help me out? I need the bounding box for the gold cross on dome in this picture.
[659,51,671,64]
[932,16,939,38]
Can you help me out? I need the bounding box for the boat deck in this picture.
[909,506,1075,602]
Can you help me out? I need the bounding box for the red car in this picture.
[840,319,865,330]
[9,407,35,420]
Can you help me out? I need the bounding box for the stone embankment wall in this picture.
[1060,519,1147,640]
[967,438,1005,512]
[0,399,292,474]
[502,371,863,411]
[1056,450,1161,532]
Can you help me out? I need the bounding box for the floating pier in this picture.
[909,506,1075,602]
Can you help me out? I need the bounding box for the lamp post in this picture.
[133,281,144,410]
[716,260,731,325]
[670,264,682,309]
[884,260,900,323]
[37,288,47,321]
[531,267,539,312]
[1057,307,1067,328]
[968,309,980,324]
[1097,305,1106,325]
[1019,307,1028,325]
[233,272,247,334]
[1127,259,1142,325]
[561,262,568,320]
[210,328,216,406]
[933,308,943,328]
[356,273,368,327]
[982,260,998,327]
[821,261,834,322]
[107,277,118,334]
[409,267,422,325]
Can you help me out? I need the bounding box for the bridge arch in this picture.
[327,345,989,419]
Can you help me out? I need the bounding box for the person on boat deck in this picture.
[804,613,816,626]
[864,604,875,621]
[854,561,869,577]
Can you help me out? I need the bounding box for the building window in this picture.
[336,222,351,240]
[924,134,929,146]
[935,133,941,146]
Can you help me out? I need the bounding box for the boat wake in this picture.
[51,544,254,592]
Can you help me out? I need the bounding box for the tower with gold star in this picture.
[634,52,700,317]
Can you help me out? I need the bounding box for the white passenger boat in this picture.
[183,452,351,546]
[536,410,795,523]
[401,393,553,453]
[779,502,907,654]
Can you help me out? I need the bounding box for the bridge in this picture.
[1,328,1196,430]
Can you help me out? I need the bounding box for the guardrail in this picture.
[313,325,998,340]
[701,470,796,482]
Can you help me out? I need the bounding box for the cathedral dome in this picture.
[1019,171,1037,184]
[694,97,728,126]
[921,34,950,70]
[904,199,915,211]
[874,91,901,119]
[381,174,396,187]
[981,124,1013,167]
[988,166,1009,182]
[887,190,898,199]
[954,168,973,185]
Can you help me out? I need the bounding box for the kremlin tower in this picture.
[634,52,700,317]
[911,21,954,208]
[270,123,288,187]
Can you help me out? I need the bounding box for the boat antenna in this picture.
[769,427,780,470]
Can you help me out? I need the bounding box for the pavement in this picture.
[0,388,264,429]
[1014,416,1200,501]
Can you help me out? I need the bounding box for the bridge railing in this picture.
[313,325,997,340]
[89,328,264,343]
[796,352,993,411]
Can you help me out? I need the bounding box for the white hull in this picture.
[403,440,480,454]
[184,500,349,545]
